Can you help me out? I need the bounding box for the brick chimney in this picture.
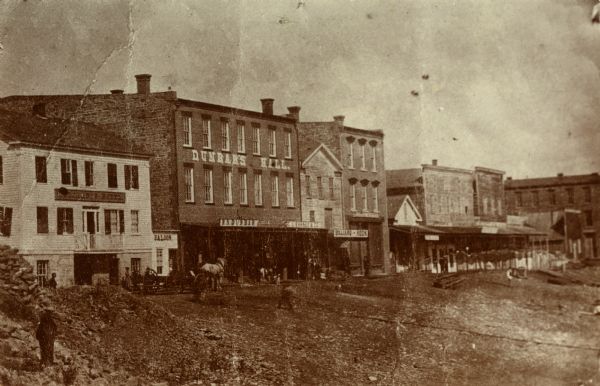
[333,115,345,126]
[135,74,151,94]
[287,106,301,121]
[110,89,124,95]
[260,98,274,115]
[432,159,438,166]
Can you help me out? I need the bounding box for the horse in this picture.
[199,258,226,291]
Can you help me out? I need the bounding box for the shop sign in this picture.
[194,150,248,167]
[286,221,322,229]
[424,234,439,241]
[154,233,173,241]
[481,226,498,234]
[55,188,125,203]
[219,219,259,227]
[260,157,291,170]
[350,212,380,219]
[333,229,368,238]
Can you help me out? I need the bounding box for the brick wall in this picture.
[474,169,506,222]
[422,167,475,226]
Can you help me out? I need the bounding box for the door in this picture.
[82,209,99,249]
[584,235,595,259]
[168,249,177,274]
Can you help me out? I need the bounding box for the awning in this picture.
[390,224,445,234]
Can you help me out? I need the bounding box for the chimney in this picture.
[110,89,124,95]
[260,98,274,115]
[557,173,564,177]
[432,159,438,166]
[333,115,345,126]
[287,106,301,121]
[506,176,512,180]
[135,74,152,94]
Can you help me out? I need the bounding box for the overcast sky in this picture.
[0,0,599,178]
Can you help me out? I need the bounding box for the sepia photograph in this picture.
[0,0,599,385]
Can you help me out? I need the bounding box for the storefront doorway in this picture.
[74,253,118,285]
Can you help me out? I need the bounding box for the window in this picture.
[309,210,315,222]
[37,207,48,234]
[184,166,194,203]
[372,185,379,213]
[271,173,279,207]
[204,168,213,203]
[317,177,323,199]
[56,207,74,235]
[371,144,377,172]
[532,191,539,207]
[35,156,47,183]
[107,163,118,188]
[286,176,294,207]
[237,121,246,153]
[84,161,93,186]
[548,189,556,205]
[585,210,593,226]
[254,173,263,206]
[268,127,277,157]
[221,119,230,151]
[350,182,357,211]
[224,169,233,204]
[515,191,523,206]
[36,260,48,287]
[0,207,13,236]
[130,210,139,233]
[360,143,366,170]
[131,258,141,274]
[183,112,192,147]
[61,159,78,186]
[104,209,124,234]
[329,177,334,199]
[202,116,212,149]
[239,171,248,205]
[305,175,311,198]
[284,131,292,159]
[567,188,574,204]
[156,249,163,275]
[584,187,592,203]
[252,124,261,155]
[362,184,368,211]
[497,198,502,215]
[347,141,354,168]
[124,165,139,190]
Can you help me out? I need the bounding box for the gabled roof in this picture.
[387,194,422,222]
[505,173,600,189]
[0,109,149,158]
[301,143,343,170]
[386,169,423,189]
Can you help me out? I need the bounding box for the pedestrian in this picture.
[122,267,132,291]
[46,273,57,290]
[36,310,57,367]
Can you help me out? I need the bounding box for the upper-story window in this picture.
[254,172,263,206]
[107,163,118,188]
[347,138,355,169]
[362,184,368,211]
[252,124,261,155]
[0,155,3,184]
[35,156,47,183]
[359,142,366,170]
[221,119,230,151]
[370,143,377,172]
[350,181,357,211]
[204,168,214,204]
[284,131,292,159]
[184,165,194,203]
[548,189,556,205]
[202,116,212,149]
[583,187,592,203]
[61,159,78,186]
[104,209,124,234]
[237,121,246,154]
[56,207,73,235]
[532,190,539,207]
[372,182,379,213]
[183,112,192,147]
[37,207,48,234]
[305,175,312,198]
[223,169,233,205]
[0,206,12,236]
[271,173,280,207]
[317,176,323,199]
[515,191,523,206]
[268,127,277,157]
[130,210,139,234]
[567,188,574,204]
[329,177,334,199]
[239,171,248,205]
[286,175,294,208]
[84,161,94,186]
[124,165,139,190]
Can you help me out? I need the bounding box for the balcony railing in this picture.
[75,233,124,251]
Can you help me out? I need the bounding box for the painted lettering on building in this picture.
[219,219,259,227]
[285,221,323,229]
[260,157,291,170]
[200,150,247,167]
[54,188,126,203]
[424,234,439,241]
[333,229,369,238]
[154,233,172,241]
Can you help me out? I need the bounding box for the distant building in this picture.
[297,116,390,275]
[387,160,539,272]
[505,172,600,259]
[0,109,153,286]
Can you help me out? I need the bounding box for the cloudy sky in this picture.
[0,0,599,178]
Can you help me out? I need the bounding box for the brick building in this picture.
[0,109,153,286]
[0,75,311,281]
[387,161,538,272]
[297,116,390,275]
[504,172,600,259]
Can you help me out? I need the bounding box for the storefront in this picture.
[152,232,179,276]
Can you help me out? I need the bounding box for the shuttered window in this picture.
[56,208,73,235]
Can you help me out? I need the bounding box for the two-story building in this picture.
[0,75,308,281]
[297,116,390,275]
[505,172,600,259]
[0,109,153,286]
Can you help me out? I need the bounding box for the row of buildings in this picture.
[0,74,596,285]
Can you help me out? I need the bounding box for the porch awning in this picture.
[390,224,445,234]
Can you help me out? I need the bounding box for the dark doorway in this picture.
[74,254,117,285]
